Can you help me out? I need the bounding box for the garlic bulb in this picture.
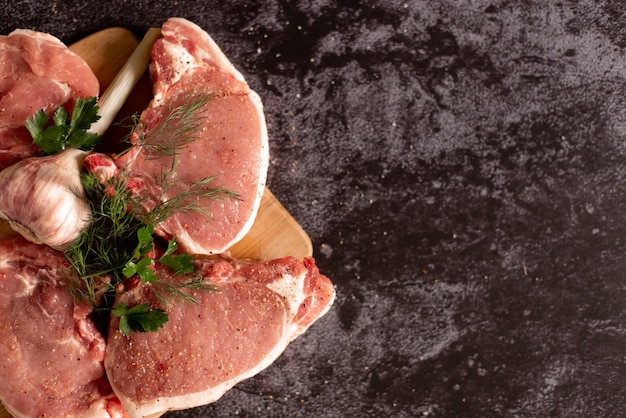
[0,147,91,251]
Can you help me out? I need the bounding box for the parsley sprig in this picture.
[25,97,102,155]
[121,225,194,283]
[112,302,168,337]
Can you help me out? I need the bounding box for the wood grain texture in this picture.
[0,27,311,418]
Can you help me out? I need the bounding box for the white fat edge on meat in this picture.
[119,377,242,418]
[242,88,270,230]
[151,41,193,107]
[150,18,270,255]
[121,326,298,418]
[152,18,247,105]
[1,380,114,418]
[49,77,73,106]
[7,29,87,87]
[153,27,243,106]
[266,269,308,318]
[268,267,336,338]
[172,18,248,84]
[1,402,29,418]
[118,269,310,417]
[178,89,268,256]
[84,399,122,418]
[318,283,337,317]
[8,28,66,46]
[54,320,105,360]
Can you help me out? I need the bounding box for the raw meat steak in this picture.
[114,18,269,255]
[0,29,100,169]
[0,236,126,418]
[105,255,335,417]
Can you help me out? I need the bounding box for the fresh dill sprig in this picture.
[64,173,144,306]
[130,92,218,159]
[141,173,240,226]
[152,277,218,307]
[65,173,142,281]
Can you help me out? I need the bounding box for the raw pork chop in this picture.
[105,255,335,417]
[0,236,126,418]
[114,18,269,255]
[0,29,99,169]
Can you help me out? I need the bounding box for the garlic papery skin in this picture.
[0,147,92,251]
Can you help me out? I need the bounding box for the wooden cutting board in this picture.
[0,27,312,418]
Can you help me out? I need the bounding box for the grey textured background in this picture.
[2,1,626,417]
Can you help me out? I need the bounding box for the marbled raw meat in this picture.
[0,29,99,169]
[0,236,126,418]
[114,17,269,255]
[105,255,335,417]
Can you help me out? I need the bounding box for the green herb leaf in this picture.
[122,225,160,282]
[162,236,179,257]
[156,236,195,275]
[25,96,102,155]
[135,257,159,283]
[112,302,168,337]
[33,125,67,155]
[24,109,48,142]
[135,225,155,257]
[159,253,195,276]
[66,130,102,151]
[121,262,137,278]
[53,106,69,127]
[70,97,100,131]
[123,252,158,283]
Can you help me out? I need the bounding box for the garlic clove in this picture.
[0,147,92,251]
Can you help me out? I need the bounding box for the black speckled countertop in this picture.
[2,1,625,417]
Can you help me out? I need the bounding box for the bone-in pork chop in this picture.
[0,29,100,169]
[105,255,335,417]
[114,18,269,255]
[0,236,126,418]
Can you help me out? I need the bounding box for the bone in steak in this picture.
[0,236,126,418]
[114,17,269,255]
[0,29,100,169]
[105,255,336,417]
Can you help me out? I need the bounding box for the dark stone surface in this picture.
[2,1,625,416]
